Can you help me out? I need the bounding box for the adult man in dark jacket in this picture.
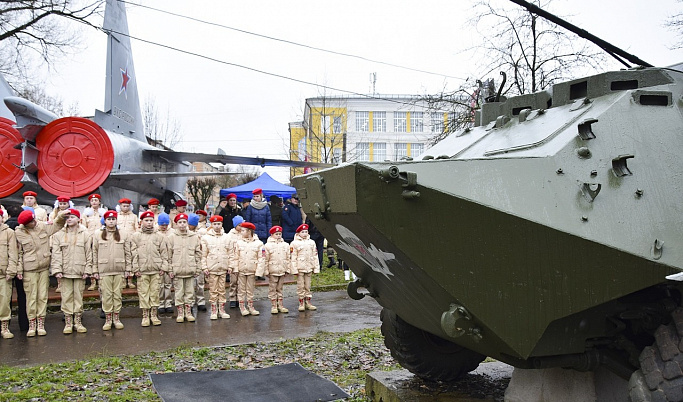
[281,195,303,243]
[269,195,283,227]
[305,217,325,268]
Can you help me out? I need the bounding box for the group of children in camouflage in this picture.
[0,188,320,339]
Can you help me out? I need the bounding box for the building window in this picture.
[394,112,407,133]
[356,142,370,161]
[332,148,342,164]
[321,115,331,134]
[373,111,386,132]
[319,147,341,164]
[411,112,423,132]
[356,112,369,132]
[394,143,408,160]
[431,112,444,133]
[333,116,343,134]
[411,143,424,157]
[373,142,386,161]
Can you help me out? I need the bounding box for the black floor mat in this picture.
[150,362,349,402]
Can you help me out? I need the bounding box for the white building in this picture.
[289,95,446,178]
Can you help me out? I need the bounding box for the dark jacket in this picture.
[219,205,242,233]
[243,204,271,242]
[281,202,302,242]
[305,217,324,242]
[270,203,282,227]
[5,217,18,230]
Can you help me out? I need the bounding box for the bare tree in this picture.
[471,0,606,95]
[424,0,607,142]
[214,165,261,190]
[16,84,79,116]
[143,96,183,149]
[304,94,346,165]
[422,81,491,146]
[186,177,217,212]
[0,1,103,82]
[233,167,260,186]
[666,0,683,49]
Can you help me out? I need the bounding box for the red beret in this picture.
[140,211,155,220]
[118,198,132,204]
[103,210,117,219]
[196,210,208,216]
[296,224,309,233]
[88,194,101,200]
[174,213,188,223]
[175,200,187,207]
[269,226,282,235]
[209,215,223,223]
[17,210,35,225]
[252,188,263,195]
[57,196,70,203]
[67,208,80,219]
[147,198,160,206]
[23,191,37,198]
[227,193,237,200]
[242,222,256,230]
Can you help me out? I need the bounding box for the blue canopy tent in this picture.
[219,172,296,201]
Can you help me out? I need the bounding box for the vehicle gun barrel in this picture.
[508,0,653,68]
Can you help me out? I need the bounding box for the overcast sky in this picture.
[34,0,682,183]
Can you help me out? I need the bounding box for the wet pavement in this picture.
[0,290,382,368]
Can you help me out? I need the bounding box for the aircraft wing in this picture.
[108,171,240,180]
[145,149,334,169]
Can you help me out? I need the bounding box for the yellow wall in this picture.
[290,105,347,180]
[307,106,346,163]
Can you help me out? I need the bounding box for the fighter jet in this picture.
[0,0,330,207]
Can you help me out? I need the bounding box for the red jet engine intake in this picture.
[0,117,24,197]
[36,117,114,197]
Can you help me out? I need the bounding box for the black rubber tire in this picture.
[629,307,683,402]
[380,308,486,382]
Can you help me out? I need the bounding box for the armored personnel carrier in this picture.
[292,63,683,400]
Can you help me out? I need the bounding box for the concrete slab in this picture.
[366,362,513,401]
[504,367,629,402]
[0,289,381,367]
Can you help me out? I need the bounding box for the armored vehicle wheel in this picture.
[380,308,485,382]
[628,307,683,402]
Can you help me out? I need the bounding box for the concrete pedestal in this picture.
[366,362,513,401]
[366,364,630,401]
[504,367,629,402]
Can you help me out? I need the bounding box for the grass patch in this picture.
[312,253,348,288]
[0,327,398,401]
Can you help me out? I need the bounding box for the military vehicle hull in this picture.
[293,66,683,392]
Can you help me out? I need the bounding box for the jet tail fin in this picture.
[95,0,145,142]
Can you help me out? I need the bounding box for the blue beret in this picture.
[232,215,244,227]
[158,213,170,226]
[187,213,200,227]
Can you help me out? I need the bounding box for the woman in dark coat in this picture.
[243,188,271,243]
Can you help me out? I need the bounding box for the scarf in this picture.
[250,199,268,210]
